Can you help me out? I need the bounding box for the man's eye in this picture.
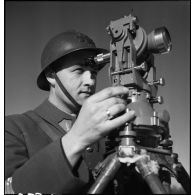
[74,68,84,73]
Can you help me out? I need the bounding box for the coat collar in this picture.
[34,99,76,126]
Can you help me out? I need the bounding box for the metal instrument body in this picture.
[89,13,190,194]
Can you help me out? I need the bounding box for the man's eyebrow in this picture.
[70,64,82,68]
[69,65,83,70]
[69,64,98,73]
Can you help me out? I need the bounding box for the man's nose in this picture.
[82,70,96,86]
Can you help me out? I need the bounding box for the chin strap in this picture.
[52,72,81,111]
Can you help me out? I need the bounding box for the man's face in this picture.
[55,61,98,107]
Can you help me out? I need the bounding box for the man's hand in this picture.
[62,86,135,167]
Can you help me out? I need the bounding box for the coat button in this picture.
[86,146,94,153]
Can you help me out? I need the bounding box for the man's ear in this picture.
[45,70,56,88]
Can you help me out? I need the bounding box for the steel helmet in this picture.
[37,30,108,91]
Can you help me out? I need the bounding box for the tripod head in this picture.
[93,13,172,152]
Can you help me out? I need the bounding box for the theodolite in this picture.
[87,13,190,194]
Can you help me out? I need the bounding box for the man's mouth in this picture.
[79,91,94,96]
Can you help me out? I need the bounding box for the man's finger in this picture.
[99,97,127,108]
[105,104,127,119]
[103,110,136,132]
[90,86,129,102]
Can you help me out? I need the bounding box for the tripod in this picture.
[89,13,190,194]
[88,119,190,194]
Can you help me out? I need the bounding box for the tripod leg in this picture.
[159,169,171,193]
[88,154,121,194]
[162,182,171,194]
[136,156,168,194]
[173,162,190,194]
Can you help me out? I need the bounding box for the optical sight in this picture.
[94,26,172,65]
[147,27,172,54]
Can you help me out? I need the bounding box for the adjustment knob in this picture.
[150,96,163,104]
[86,146,94,153]
[155,77,165,86]
[134,62,148,71]
[148,77,165,86]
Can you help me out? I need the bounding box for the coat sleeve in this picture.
[5,116,87,194]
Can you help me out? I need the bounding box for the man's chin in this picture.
[78,93,93,102]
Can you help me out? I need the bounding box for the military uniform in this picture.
[5,99,103,194]
[5,30,154,194]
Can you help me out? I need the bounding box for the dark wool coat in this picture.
[5,100,103,193]
[5,99,152,194]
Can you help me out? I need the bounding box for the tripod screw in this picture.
[160,139,173,147]
[146,93,151,99]
[171,153,178,163]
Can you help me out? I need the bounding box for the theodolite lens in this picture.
[147,27,172,54]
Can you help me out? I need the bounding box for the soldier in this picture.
[5,30,135,193]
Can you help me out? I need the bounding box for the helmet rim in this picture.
[37,47,108,91]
